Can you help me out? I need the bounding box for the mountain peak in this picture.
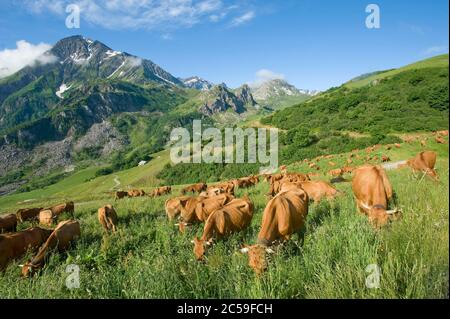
[181,76,213,91]
[251,79,319,101]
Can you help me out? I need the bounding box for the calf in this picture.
[405,151,438,180]
[98,205,118,233]
[0,213,17,233]
[0,227,52,271]
[193,197,254,261]
[241,187,308,274]
[22,220,81,277]
[352,165,398,228]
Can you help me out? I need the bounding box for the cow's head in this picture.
[240,245,274,275]
[20,261,39,278]
[192,237,212,261]
[367,204,401,228]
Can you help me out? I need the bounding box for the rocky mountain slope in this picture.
[250,79,319,110]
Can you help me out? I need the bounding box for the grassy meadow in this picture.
[0,135,448,299]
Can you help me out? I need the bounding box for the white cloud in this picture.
[248,69,285,87]
[0,40,58,79]
[423,45,449,55]
[22,0,253,31]
[229,10,255,27]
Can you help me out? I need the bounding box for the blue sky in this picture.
[0,0,448,90]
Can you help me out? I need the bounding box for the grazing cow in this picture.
[284,173,310,183]
[165,196,192,221]
[193,197,254,260]
[308,163,317,169]
[0,227,52,271]
[328,168,343,177]
[437,130,449,137]
[39,210,57,227]
[128,189,146,197]
[180,193,235,225]
[181,183,207,195]
[297,181,341,202]
[46,202,74,218]
[328,161,336,167]
[241,187,308,274]
[405,151,438,180]
[151,186,172,198]
[307,172,319,179]
[342,166,354,174]
[352,165,398,228]
[381,155,390,163]
[98,205,118,233]
[0,214,17,233]
[394,143,401,148]
[435,136,447,144]
[22,220,81,277]
[114,191,128,200]
[16,208,43,223]
[324,155,334,159]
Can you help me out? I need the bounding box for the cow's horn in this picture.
[240,247,249,254]
[386,209,398,215]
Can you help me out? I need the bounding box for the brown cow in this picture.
[115,191,128,200]
[39,210,57,227]
[46,201,74,218]
[165,196,192,221]
[22,220,81,277]
[381,155,390,162]
[128,189,146,197]
[151,186,172,198]
[297,181,341,202]
[16,208,43,222]
[405,151,438,180]
[435,136,447,144]
[352,165,398,228]
[193,196,254,261]
[328,168,343,177]
[437,130,449,137]
[241,187,308,274]
[98,205,118,233]
[394,143,401,148]
[179,193,235,225]
[0,213,17,233]
[0,227,52,271]
[181,183,207,195]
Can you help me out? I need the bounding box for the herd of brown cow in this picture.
[0,137,444,276]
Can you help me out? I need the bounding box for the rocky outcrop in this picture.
[199,84,257,116]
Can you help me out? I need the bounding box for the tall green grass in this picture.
[0,155,447,298]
